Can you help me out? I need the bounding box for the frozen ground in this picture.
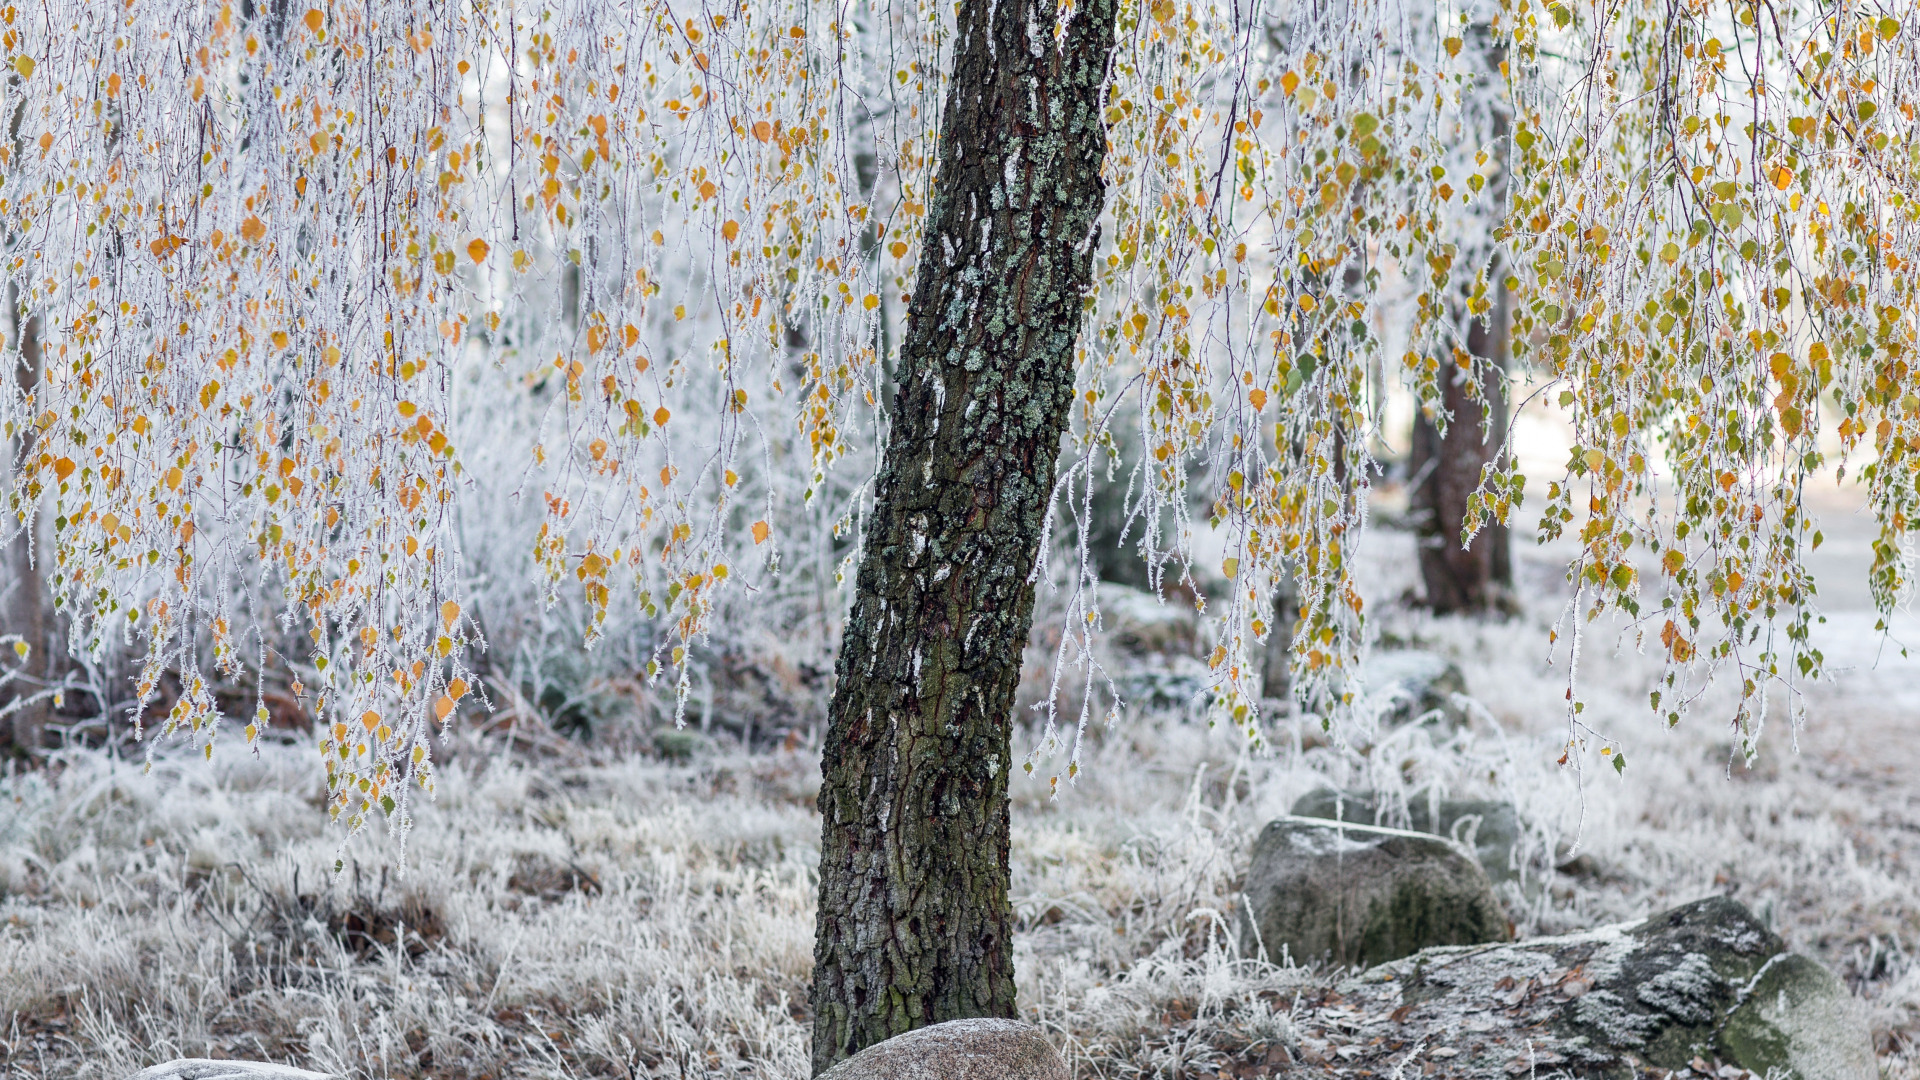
[2,507,1918,1078]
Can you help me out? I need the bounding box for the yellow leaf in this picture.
[13,57,33,79]
[361,710,381,731]
[11,641,27,659]
[1444,36,1462,57]
[722,220,740,243]
[1222,557,1239,579]
[889,241,909,259]
[863,293,880,310]
[654,407,671,426]
[164,466,184,490]
[449,677,469,700]
[1249,388,1268,410]
[440,600,461,627]
[467,238,490,262]
[752,520,770,544]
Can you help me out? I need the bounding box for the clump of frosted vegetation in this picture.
[4,527,1918,1079]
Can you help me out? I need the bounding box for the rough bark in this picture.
[1410,32,1512,617]
[4,293,46,759]
[1408,305,1512,615]
[809,0,1118,1071]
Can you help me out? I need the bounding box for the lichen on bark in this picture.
[808,0,1120,1071]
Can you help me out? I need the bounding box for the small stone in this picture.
[818,1018,1067,1080]
[1290,787,1524,887]
[1241,816,1508,969]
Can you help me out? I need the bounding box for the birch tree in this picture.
[1,0,1915,1066]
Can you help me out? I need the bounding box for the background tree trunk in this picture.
[1408,301,1512,614]
[4,292,47,759]
[1410,31,1511,617]
[809,0,1118,1071]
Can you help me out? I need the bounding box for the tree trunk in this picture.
[1409,301,1512,614]
[4,294,46,758]
[809,0,1118,1070]
[1410,31,1511,617]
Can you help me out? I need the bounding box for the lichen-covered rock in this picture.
[1291,787,1523,887]
[1720,953,1877,1080]
[127,1062,335,1080]
[1307,896,1875,1078]
[1361,649,1469,726]
[817,1018,1068,1080]
[1241,816,1508,969]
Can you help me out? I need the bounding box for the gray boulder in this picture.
[128,1063,335,1080]
[1291,787,1523,887]
[818,1018,1067,1080]
[1361,649,1468,726]
[1241,816,1508,970]
[1720,953,1878,1080]
[1325,896,1874,1078]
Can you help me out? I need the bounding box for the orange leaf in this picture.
[303,8,323,32]
[467,238,490,262]
[751,520,771,544]
[721,220,740,243]
[240,216,267,243]
[52,457,74,480]
[751,120,773,142]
